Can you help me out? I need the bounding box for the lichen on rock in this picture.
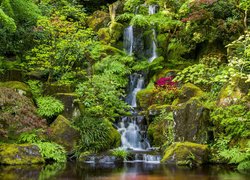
[0,144,44,165]
[161,142,208,166]
[48,115,80,154]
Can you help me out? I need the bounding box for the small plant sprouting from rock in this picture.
[111,148,130,161]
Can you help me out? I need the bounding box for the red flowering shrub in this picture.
[155,76,177,90]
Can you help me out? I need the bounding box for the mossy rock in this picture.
[0,81,31,97]
[110,22,124,43]
[55,93,80,120]
[0,144,44,165]
[173,83,204,105]
[218,77,250,107]
[44,83,73,95]
[173,98,210,144]
[48,115,80,154]
[148,104,172,116]
[88,10,110,31]
[97,28,111,44]
[136,88,155,110]
[161,142,208,166]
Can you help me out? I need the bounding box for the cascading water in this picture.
[116,4,161,163]
[148,5,158,62]
[124,26,134,55]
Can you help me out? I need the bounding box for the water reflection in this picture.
[0,162,249,180]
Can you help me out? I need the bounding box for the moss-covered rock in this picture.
[148,104,172,116]
[0,87,47,140]
[161,142,208,166]
[88,11,110,31]
[110,22,124,42]
[48,115,80,154]
[0,144,44,165]
[173,98,210,144]
[44,83,73,95]
[173,83,204,105]
[55,93,80,120]
[97,28,111,43]
[218,77,250,106]
[0,81,31,97]
[137,88,155,110]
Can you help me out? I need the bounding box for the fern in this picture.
[17,131,67,162]
[37,96,64,118]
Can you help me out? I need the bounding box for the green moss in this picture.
[0,81,31,96]
[0,144,45,165]
[161,142,208,166]
[88,11,110,31]
[173,83,204,105]
[97,28,111,44]
[49,115,80,154]
[136,88,155,109]
[109,22,124,43]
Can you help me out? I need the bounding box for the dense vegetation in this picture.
[0,0,249,173]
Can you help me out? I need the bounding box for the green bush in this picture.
[111,147,129,161]
[74,116,119,153]
[37,96,64,118]
[27,80,43,99]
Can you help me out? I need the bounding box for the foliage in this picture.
[124,0,142,12]
[36,141,66,162]
[18,130,66,162]
[220,144,250,172]
[155,76,177,88]
[27,80,43,99]
[74,116,116,152]
[148,110,174,147]
[130,14,150,27]
[0,0,41,56]
[0,87,46,139]
[111,147,129,161]
[76,54,132,120]
[210,104,250,140]
[36,96,64,118]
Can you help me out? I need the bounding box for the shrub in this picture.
[0,87,47,139]
[111,148,129,161]
[37,96,64,118]
[74,116,119,152]
[18,131,66,162]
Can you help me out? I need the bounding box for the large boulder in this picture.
[0,144,44,165]
[173,98,210,144]
[173,83,204,105]
[55,93,80,120]
[161,142,208,166]
[88,11,110,31]
[48,115,80,154]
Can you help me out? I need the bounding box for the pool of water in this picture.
[0,162,249,180]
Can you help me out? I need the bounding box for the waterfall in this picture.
[124,26,134,55]
[148,5,158,62]
[118,116,150,150]
[116,4,160,163]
